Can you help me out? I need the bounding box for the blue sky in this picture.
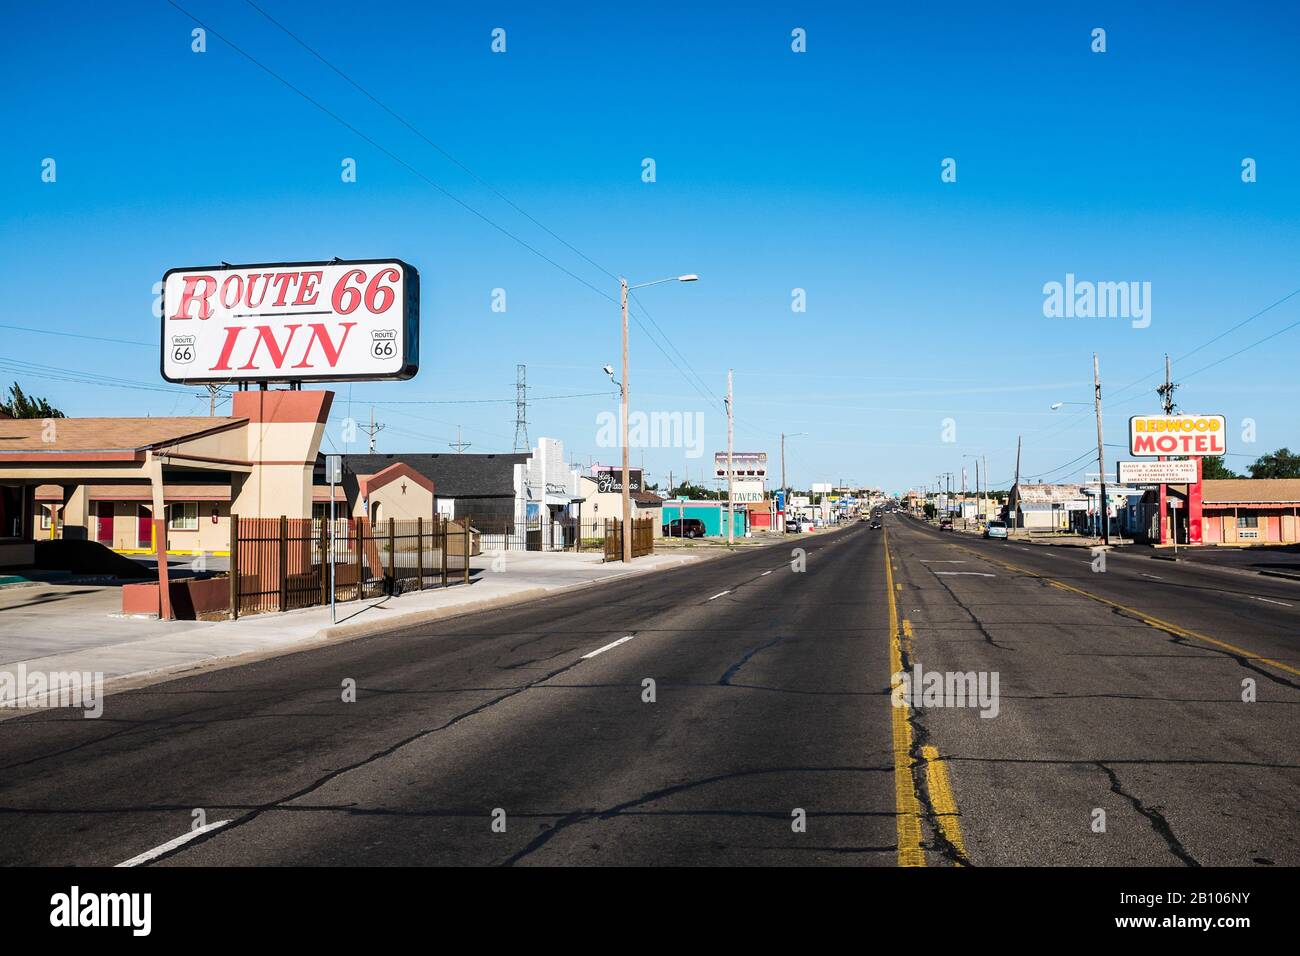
[3,1,1298,492]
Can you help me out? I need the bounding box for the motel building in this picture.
[1197,479,1300,545]
[0,391,334,613]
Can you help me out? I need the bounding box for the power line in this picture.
[164,0,613,305]
[353,391,614,405]
[0,324,152,348]
[168,0,716,426]
[241,0,619,284]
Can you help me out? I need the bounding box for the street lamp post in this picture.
[781,432,806,534]
[615,273,698,562]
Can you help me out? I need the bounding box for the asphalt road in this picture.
[0,515,1296,866]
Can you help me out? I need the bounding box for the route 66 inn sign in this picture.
[161,259,419,384]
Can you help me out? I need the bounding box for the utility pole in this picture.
[726,369,734,546]
[1093,353,1109,546]
[205,384,225,417]
[983,453,989,523]
[1157,353,1178,415]
[514,364,529,452]
[449,425,472,453]
[362,406,385,453]
[620,277,632,562]
[780,432,787,534]
[1013,435,1022,530]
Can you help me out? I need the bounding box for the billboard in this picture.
[1128,414,1226,457]
[715,452,767,479]
[1118,460,1198,485]
[162,259,419,384]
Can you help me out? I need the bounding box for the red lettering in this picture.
[331,269,366,315]
[271,272,299,307]
[169,275,217,320]
[293,271,322,306]
[1134,436,1156,454]
[239,325,302,370]
[219,275,243,310]
[210,325,244,371]
[365,268,400,313]
[293,322,356,368]
[244,273,271,309]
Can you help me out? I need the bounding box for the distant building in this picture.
[1006,482,1087,531]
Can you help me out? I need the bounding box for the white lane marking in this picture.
[583,635,635,659]
[708,590,732,601]
[761,570,773,576]
[920,560,965,564]
[933,571,996,577]
[1141,573,1163,580]
[1251,596,1293,607]
[116,819,232,867]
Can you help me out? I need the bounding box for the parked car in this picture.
[939,518,954,532]
[983,519,1008,540]
[662,518,705,538]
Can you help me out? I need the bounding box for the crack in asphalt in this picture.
[890,620,974,867]
[497,765,894,866]
[925,573,1015,652]
[1097,761,1200,867]
[718,635,789,686]
[123,650,599,865]
[1101,605,1300,691]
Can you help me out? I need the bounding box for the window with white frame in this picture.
[1237,514,1259,529]
[169,502,199,531]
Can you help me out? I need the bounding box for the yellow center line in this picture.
[921,745,967,864]
[884,528,926,867]
[958,545,1300,679]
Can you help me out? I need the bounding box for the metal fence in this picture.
[603,517,655,561]
[230,514,473,618]
[471,515,606,553]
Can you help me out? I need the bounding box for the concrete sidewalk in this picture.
[0,549,718,714]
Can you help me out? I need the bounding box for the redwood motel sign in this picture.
[161,259,419,384]
[1128,414,1227,457]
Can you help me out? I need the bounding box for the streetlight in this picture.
[616,273,699,561]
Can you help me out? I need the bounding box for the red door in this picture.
[96,502,114,544]
[137,506,152,549]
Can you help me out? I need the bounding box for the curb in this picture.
[0,549,729,720]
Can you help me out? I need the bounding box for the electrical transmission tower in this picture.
[514,363,529,452]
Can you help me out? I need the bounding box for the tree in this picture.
[1199,456,1238,480]
[1247,447,1300,479]
[1,383,65,419]
[668,482,718,500]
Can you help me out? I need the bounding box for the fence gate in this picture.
[602,517,655,562]
[230,513,474,618]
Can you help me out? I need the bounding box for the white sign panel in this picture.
[162,259,419,384]
[729,480,765,503]
[811,482,834,494]
[1128,414,1226,457]
[1118,459,1198,485]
